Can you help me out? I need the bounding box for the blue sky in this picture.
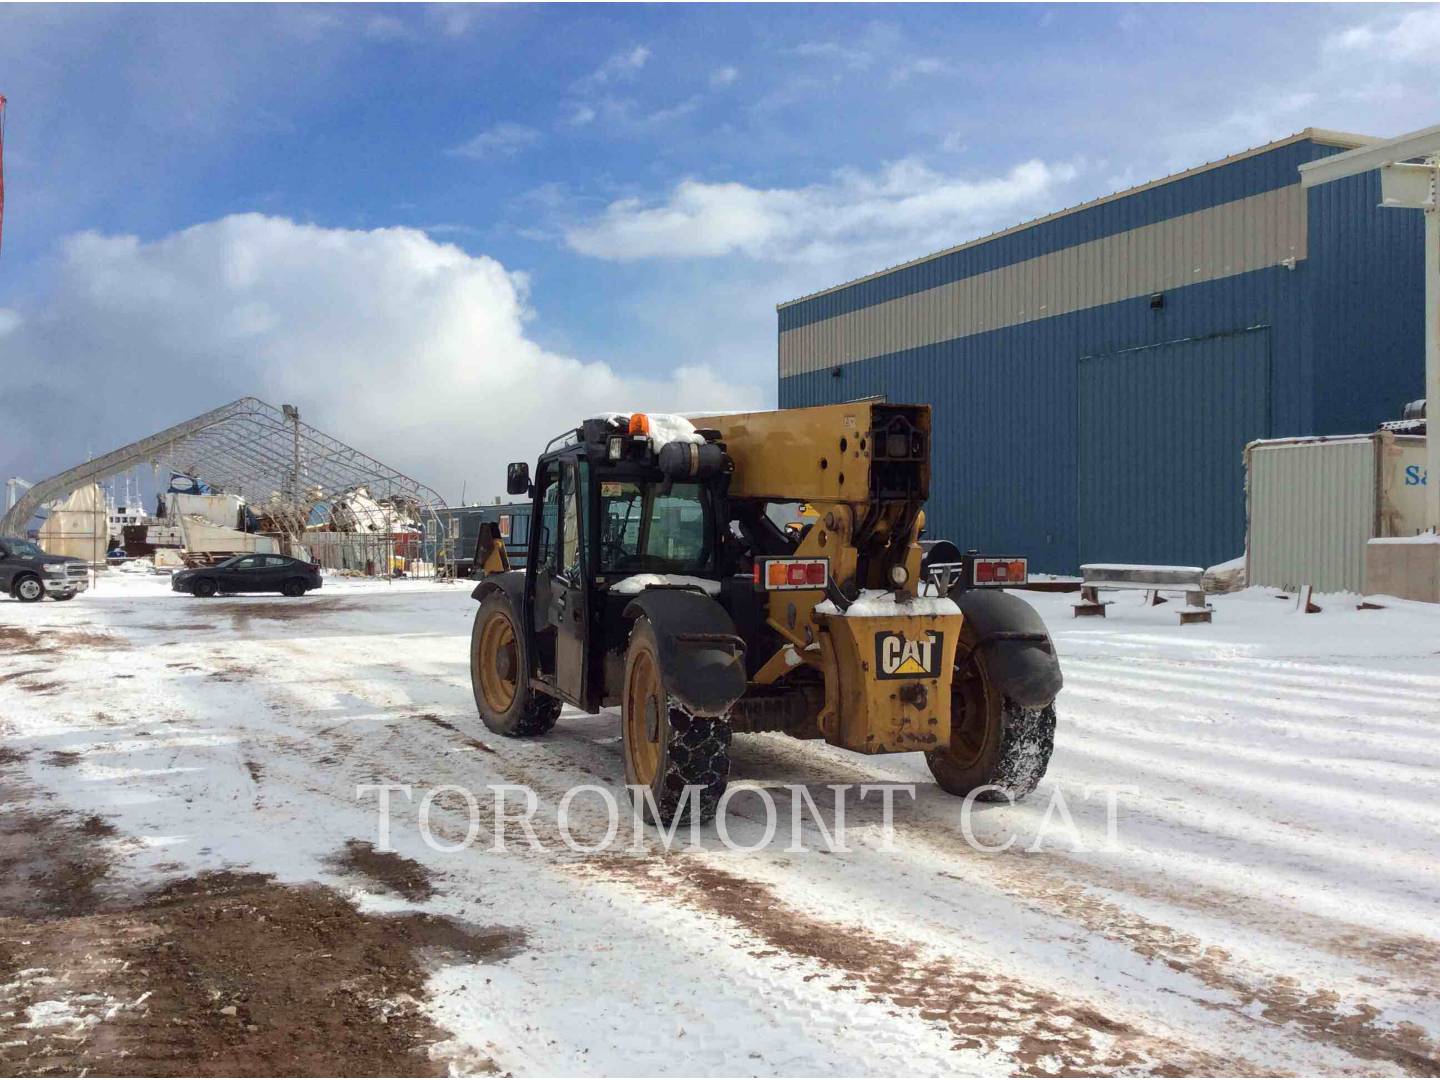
[2,3,1438,502]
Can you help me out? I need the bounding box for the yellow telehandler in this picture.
[468,402,1062,823]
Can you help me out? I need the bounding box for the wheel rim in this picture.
[947,660,995,769]
[624,647,663,786]
[19,579,41,600]
[476,609,520,714]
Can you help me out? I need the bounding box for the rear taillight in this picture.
[972,557,1027,586]
[755,557,829,591]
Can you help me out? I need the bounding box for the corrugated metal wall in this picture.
[777,134,1427,573]
[780,185,1305,378]
[1079,329,1270,566]
[780,266,1301,570]
[1307,171,1427,434]
[1247,438,1377,593]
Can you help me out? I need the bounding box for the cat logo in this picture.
[874,630,944,680]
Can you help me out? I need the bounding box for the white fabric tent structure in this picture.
[36,484,107,564]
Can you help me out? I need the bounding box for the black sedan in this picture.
[172,554,323,598]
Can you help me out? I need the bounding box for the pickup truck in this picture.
[0,536,90,602]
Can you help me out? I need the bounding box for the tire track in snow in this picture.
[237,691,1237,1077]
[572,854,1239,1078]
[715,732,1440,1075]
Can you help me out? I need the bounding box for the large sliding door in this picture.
[1078,329,1270,568]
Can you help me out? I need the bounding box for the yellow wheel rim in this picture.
[624,646,663,786]
[477,609,520,714]
[948,658,995,769]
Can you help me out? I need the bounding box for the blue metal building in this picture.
[776,129,1426,572]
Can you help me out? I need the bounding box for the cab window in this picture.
[559,461,587,580]
[535,468,559,570]
[599,481,710,573]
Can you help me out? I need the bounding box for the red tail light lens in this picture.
[756,558,829,591]
[972,556,1027,586]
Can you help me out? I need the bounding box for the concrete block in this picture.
[1364,536,1440,603]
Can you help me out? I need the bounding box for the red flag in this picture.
[0,94,7,255]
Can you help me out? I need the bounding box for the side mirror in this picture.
[506,462,531,496]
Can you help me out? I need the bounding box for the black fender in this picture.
[954,588,1063,708]
[621,588,747,718]
[471,569,526,609]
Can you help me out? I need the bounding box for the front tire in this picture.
[622,617,731,826]
[470,591,560,737]
[926,636,1057,802]
[14,575,43,603]
[192,578,217,598]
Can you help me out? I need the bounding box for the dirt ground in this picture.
[0,758,517,1077]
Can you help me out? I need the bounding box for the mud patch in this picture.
[0,667,50,684]
[245,759,263,785]
[80,814,118,838]
[330,839,435,902]
[0,745,27,766]
[0,790,115,921]
[0,625,124,654]
[0,871,515,1077]
[45,749,82,767]
[223,598,348,631]
[0,799,519,1077]
[18,678,62,695]
[58,628,125,650]
[0,625,45,652]
[420,714,495,754]
[210,662,260,683]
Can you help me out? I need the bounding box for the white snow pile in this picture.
[1370,532,1440,545]
[609,573,722,596]
[816,588,960,617]
[595,412,704,446]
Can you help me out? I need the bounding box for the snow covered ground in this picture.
[2,572,1439,1075]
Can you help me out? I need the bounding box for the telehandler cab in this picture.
[469,402,1062,824]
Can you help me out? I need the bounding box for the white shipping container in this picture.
[1246,432,1426,593]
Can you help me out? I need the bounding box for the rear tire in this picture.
[471,591,560,737]
[192,578,217,598]
[622,617,731,826]
[281,580,306,597]
[14,575,43,603]
[926,634,1056,802]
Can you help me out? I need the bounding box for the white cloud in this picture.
[791,41,873,70]
[448,122,543,160]
[893,56,947,83]
[362,14,411,42]
[1324,7,1440,61]
[0,215,762,501]
[428,5,478,38]
[710,66,740,89]
[583,45,651,87]
[565,158,1079,265]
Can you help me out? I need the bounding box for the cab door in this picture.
[550,459,589,705]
